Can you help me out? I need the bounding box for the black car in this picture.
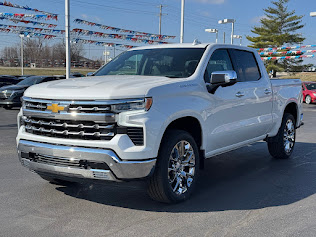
[0,76,60,109]
[0,75,20,87]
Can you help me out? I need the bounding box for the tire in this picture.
[38,174,76,186]
[305,95,312,104]
[148,129,200,203]
[267,113,296,159]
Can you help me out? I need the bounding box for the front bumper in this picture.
[18,140,156,182]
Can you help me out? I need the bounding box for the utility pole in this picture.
[159,5,162,35]
[223,32,225,44]
[65,0,71,79]
[158,4,167,35]
[180,0,185,43]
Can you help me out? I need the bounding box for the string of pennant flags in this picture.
[0,17,57,28]
[259,50,316,56]
[74,19,176,40]
[261,55,314,61]
[0,13,52,20]
[257,44,316,52]
[72,28,169,44]
[72,38,134,49]
[0,1,58,19]
[0,24,63,34]
[0,28,56,38]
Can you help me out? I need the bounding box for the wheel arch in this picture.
[160,116,205,169]
[284,102,298,126]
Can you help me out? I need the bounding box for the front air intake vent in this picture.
[126,127,144,146]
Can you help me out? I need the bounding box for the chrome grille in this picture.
[22,97,144,145]
[36,154,82,168]
[22,97,144,114]
[68,105,111,113]
[21,153,110,170]
[23,117,115,140]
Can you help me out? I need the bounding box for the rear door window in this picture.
[230,49,261,82]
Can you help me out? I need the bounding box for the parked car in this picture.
[0,75,20,87]
[17,43,303,203]
[0,76,60,109]
[302,81,316,104]
[70,72,85,77]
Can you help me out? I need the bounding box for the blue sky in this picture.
[1,0,316,64]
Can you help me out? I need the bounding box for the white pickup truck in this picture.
[17,43,303,203]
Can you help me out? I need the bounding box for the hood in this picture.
[24,75,178,100]
[0,84,28,91]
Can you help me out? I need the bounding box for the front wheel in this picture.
[267,113,296,159]
[148,129,200,203]
[305,95,312,104]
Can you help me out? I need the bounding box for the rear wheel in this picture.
[305,95,312,104]
[148,130,200,203]
[267,113,296,159]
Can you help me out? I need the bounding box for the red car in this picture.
[302,82,316,104]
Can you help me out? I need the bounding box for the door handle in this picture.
[264,88,272,94]
[235,91,245,97]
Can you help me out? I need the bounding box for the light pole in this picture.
[205,29,218,43]
[218,19,235,44]
[180,0,185,43]
[103,46,110,64]
[19,34,30,76]
[65,0,71,79]
[233,35,242,46]
[19,34,24,76]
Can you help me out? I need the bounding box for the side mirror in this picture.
[208,70,237,94]
[86,72,94,77]
[210,70,237,85]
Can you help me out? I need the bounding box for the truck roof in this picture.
[129,43,257,53]
[130,43,212,50]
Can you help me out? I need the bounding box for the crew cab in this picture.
[16,43,303,203]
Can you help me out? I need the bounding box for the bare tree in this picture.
[1,39,85,68]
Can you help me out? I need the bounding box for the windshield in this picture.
[305,83,316,90]
[17,76,43,86]
[94,48,205,78]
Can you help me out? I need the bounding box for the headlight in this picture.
[1,90,12,96]
[111,97,153,113]
[313,93,316,97]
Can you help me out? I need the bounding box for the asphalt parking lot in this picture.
[1,105,316,237]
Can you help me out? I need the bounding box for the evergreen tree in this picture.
[246,0,305,76]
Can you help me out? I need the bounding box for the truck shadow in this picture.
[56,141,316,212]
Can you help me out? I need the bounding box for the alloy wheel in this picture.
[168,140,196,195]
[283,119,295,154]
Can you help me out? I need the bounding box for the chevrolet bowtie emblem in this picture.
[47,104,64,113]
